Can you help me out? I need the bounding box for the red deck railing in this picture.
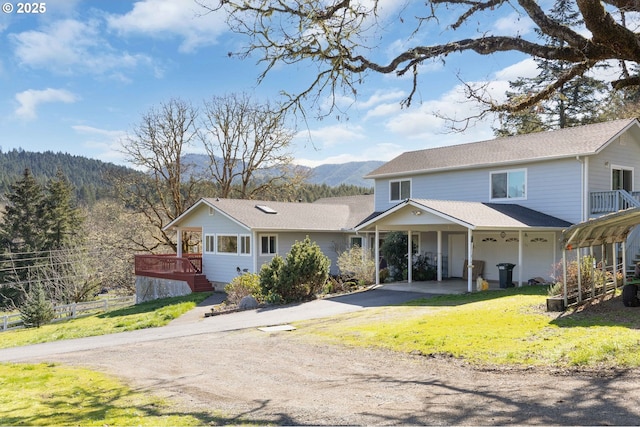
[134,254,211,292]
[134,253,202,275]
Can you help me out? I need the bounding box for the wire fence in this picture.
[0,295,135,332]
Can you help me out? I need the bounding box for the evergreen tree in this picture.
[0,168,46,253]
[19,281,55,328]
[495,0,608,136]
[42,170,84,250]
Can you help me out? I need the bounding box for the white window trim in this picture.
[611,164,634,191]
[260,234,278,255]
[349,235,364,248]
[389,178,412,202]
[490,168,527,201]
[239,234,251,256]
[216,234,239,255]
[204,234,216,254]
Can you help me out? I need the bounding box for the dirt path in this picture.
[31,326,640,425]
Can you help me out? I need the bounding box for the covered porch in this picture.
[356,199,573,293]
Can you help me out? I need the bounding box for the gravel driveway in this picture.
[7,290,640,425]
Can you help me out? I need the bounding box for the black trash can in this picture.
[497,263,516,288]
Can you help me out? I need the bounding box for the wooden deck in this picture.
[134,254,213,293]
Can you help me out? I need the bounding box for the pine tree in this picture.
[495,0,608,136]
[0,168,46,253]
[42,170,84,250]
[19,281,55,328]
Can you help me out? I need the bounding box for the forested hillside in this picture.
[0,149,131,204]
[0,149,374,205]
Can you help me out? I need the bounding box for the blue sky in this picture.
[0,0,550,168]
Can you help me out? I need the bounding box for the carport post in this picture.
[467,228,473,293]
[375,225,380,285]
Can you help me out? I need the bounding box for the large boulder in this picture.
[238,295,259,310]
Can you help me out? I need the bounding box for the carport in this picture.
[560,207,640,308]
[355,199,572,293]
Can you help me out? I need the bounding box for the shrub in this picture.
[412,253,437,281]
[19,282,55,328]
[259,237,330,303]
[224,273,263,305]
[337,245,375,286]
[380,231,417,280]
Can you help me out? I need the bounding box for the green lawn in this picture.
[0,292,211,349]
[298,286,640,368]
[0,363,223,426]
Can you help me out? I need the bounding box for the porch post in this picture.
[176,228,183,258]
[467,228,473,293]
[375,225,380,285]
[518,230,523,287]
[623,240,627,286]
[437,230,442,282]
[562,248,568,308]
[408,229,412,283]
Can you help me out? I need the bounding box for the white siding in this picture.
[589,134,640,193]
[373,158,582,223]
[196,205,253,284]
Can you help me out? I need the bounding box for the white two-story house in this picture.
[137,118,640,298]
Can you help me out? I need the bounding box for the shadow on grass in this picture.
[550,291,640,329]
[0,378,290,426]
[97,292,212,319]
[401,285,549,307]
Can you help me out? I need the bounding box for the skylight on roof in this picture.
[255,204,277,214]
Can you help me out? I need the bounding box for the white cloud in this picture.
[107,0,228,53]
[15,88,78,120]
[302,124,366,149]
[72,125,128,163]
[493,11,534,37]
[10,19,153,77]
[493,58,538,81]
[357,90,406,109]
[295,142,403,167]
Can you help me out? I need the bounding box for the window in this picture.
[217,235,238,254]
[390,179,411,201]
[204,234,215,253]
[260,235,277,255]
[612,166,633,191]
[240,235,251,255]
[491,169,526,200]
[349,236,363,248]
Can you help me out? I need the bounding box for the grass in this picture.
[0,363,219,426]
[0,292,211,349]
[0,292,228,426]
[297,286,640,368]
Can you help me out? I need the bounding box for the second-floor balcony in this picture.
[590,190,640,215]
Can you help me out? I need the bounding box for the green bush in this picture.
[224,272,263,305]
[412,253,437,281]
[380,231,416,280]
[259,237,330,303]
[337,245,375,285]
[19,282,55,328]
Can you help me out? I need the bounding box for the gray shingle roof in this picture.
[194,195,374,231]
[366,118,639,178]
[356,199,572,230]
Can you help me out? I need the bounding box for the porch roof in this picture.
[355,199,573,231]
[562,207,640,249]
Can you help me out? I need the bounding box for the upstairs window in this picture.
[390,179,411,202]
[491,169,526,200]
